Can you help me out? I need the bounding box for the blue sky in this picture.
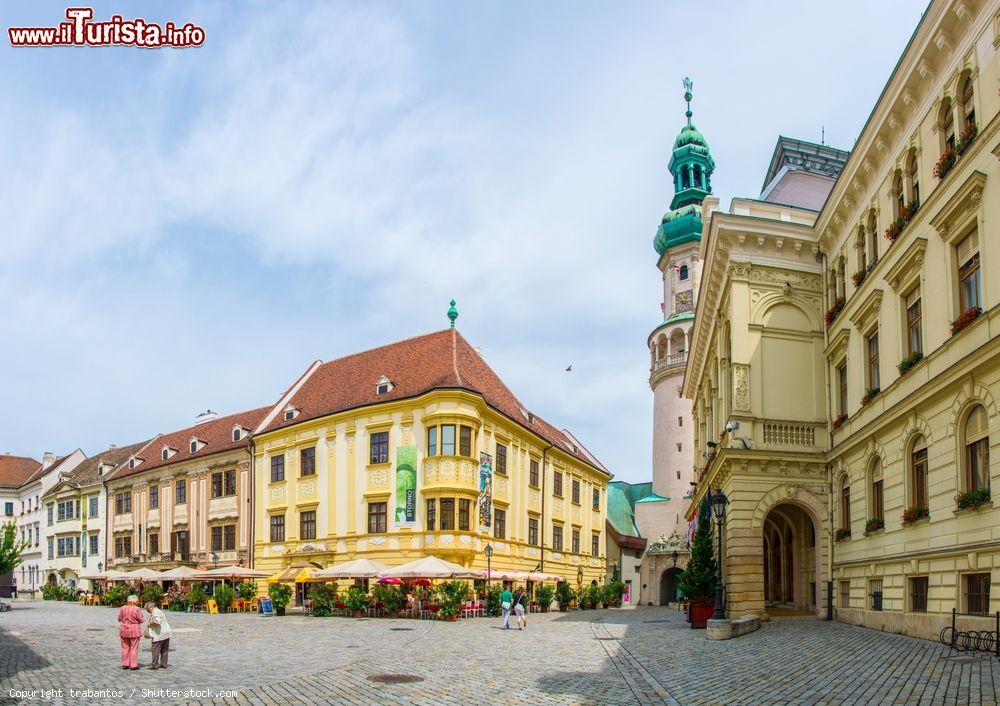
[1,0,926,482]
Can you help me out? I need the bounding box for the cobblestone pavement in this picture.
[1,601,998,705]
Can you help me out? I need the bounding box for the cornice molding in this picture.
[883,236,928,293]
[929,169,987,241]
[848,288,884,333]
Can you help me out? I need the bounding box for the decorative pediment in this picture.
[929,170,987,242]
[825,327,851,362]
[849,288,883,333]
[883,237,927,293]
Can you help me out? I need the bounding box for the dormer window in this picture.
[190,440,197,453]
[283,404,300,421]
[128,457,136,470]
[162,449,169,461]
[232,426,243,442]
[376,376,394,396]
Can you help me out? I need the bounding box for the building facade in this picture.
[251,326,611,590]
[103,409,265,572]
[22,450,85,594]
[0,454,42,597]
[684,0,1000,639]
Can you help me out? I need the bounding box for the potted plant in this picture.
[956,124,978,156]
[344,586,369,618]
[934,147,957,180]
[902,506,929,525]
[852,270,867,287]
[863,518,885,536]
[308,582,338,617]
[824,297,846,328]
[897,352,923,375]
[834,528,851,542]
[950,307,982,335]
[555,582,575,612]
[140,583,163,606]
[486,584,502,616]
[955,487,991,511]
[436,580,469,621]
[236,581,258,600]
[535,585,555,613]
[268,582,292,616]
[832,412,848,431]
[860,387,880,406]
[166,582,188,611]
[102,584,129,607]
[371,583,405,616]
[678,496,717,629]
[213,583,236,613]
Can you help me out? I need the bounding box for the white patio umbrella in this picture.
[194,566,270,581]
[79,571,107,581]
[313,558,390,579]
[527,572,566,583]
[122,568,162,581]
[157,565,201,580]
[381,555,478,579]
[102,570,133,582]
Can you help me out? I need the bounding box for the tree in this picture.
[0,521,26,577]
[678,496,716,600]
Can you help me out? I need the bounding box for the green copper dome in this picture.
[673,123,710,151]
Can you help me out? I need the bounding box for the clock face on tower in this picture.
[674,290,693,313]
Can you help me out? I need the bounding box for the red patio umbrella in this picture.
[377,577,402,585]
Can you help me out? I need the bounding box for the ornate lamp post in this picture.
[484,543,493,615]
[710,489,729,620]
[671,549,679,603]
[211,552,219,569]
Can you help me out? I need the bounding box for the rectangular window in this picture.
[966,573,991,615]
[300,510,317,540]
[958,229,981,312]
[211,472,223,499]
[269,514,285,542]
[458,499,470,531]
[572,528,580,554]
[593,488,600,510]
[529,460,539,487]
[89,496,98,518]
[866,330,880,390]
[4,502,12,517]
[906,289,922,356]
[427,426,438,456]
[838,363,848,416]
[869,578,883,612]
[224,524,236,550]
[426,499,436,531]
[149,485,159,510]
[494,508,505,539]
[591,533,600,557]
[300,447,316,476]
[839,580,850,608]
[115,534,132,557]
[459,425,472,457]
[553,471,563,497]
[271,455,285,483]
[115,492,131,515]
[149,533,159,555]
[441,425,456,456]
[968,437,990,492]
[496,444,507,474]
[369,431,389,464]
[46,504,53,525]
[872,479,884,523]
[224,469,237,496]
[571,479,581,505]
[367,503,387,534]
[552,524,563,551]
[175,479,186,504]
[89,534,99,556]
[210,525,221,551]
[440,499,455,531]
[678,417,683,427]
[47,537,54,559]
[912,445,929,509]
[528,517,539,546]
[910,576,928,613]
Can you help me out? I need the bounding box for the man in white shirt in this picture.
[144,602,172,669]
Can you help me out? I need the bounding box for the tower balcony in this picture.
[650,352,687,387]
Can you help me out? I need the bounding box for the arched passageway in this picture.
[659,567,681,605]
[762,503,819,612]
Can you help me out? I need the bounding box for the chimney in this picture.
[109,444,116,449]
[195,409,218,425]
[42,452,55,469]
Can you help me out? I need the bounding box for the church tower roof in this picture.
[654,78,715,256]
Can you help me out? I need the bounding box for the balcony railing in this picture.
[651,352,688,375]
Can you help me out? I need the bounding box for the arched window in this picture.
[940,98,955,152]
[964,405,990,492]
[681,167,691,189]
[907,149,920,207]
[855,226,866,273]
[232,427,242,442]
[189,440,198,454]
[910,435,928,510]
[869,459,884,523]
[679,264,689,281]
[693,165,703,189]
[840,476,851,532]
[960,72,976,134]
[892,170,904,221]
[867,211,878,268]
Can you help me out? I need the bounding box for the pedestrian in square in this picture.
[513,587,528,630]
[117,595,145,670]
[499,585,513,629]
[144,601,172,669]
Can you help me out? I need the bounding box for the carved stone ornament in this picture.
[732,363,750,412]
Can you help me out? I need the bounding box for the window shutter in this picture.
[965,406,989,442]
[957,229,979,266]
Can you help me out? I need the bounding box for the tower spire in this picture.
[683,77,693,126]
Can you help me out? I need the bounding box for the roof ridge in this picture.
[318,329,454,370]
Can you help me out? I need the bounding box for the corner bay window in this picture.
[269,514,285,542]
[493,508,505,539]
[369,432,389,464]
[368,502,387,534]
[458,499,470,531]
[528,516,539,546]
[440,499,455,531]
[271,455,285,483]
[958,229,981,313]
[300,510,316,540]
[425,424,474,457]
[426,499,437,531]
[459,426,472,457]
[300,446,316,476]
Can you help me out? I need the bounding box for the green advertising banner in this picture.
[395,445,417,525]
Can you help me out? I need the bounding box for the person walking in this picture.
[513,587,528,630]
[499,585,513,629]
[117,595,145,670]
[144,601,172,669]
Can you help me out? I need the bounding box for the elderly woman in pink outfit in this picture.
[117,595,146,670]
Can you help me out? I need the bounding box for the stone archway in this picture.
[47,573,57,585]
[763,503,818,613]
[659,567,681,605]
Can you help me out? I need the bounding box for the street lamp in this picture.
[671,550,679,603]
[211,552,219,569]
[710,489,729,620]
[484,543,493,614]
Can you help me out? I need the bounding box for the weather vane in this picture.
[683,77,693,125]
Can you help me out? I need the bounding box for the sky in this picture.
[1,0,928,482]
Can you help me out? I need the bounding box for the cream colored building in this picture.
[685,0,1000,640]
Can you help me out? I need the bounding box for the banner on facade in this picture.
[395,445,417,525]
[478,451,493,531]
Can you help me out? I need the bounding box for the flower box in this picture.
[832,413,848,431]
[934,148,957,180]
[860,387,880,406]
[852,270,867,287]
[863,518,885,536]
[955,124,978,156]
[950,307,982,335]
[884,200,918,243]
[834,528,851,542]
[955,487,991,511]
[902,506,929,525]
[897,352,923,375]
[825,297,846,328]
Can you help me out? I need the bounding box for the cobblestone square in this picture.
[1,601,998,705]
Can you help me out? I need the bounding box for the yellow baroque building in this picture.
[684,0,1000,641]
[250,327,611,590]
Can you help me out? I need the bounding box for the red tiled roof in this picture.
[0,455,41,488]
[106,408,268,481]
[60,440,156,488]
[21,452,80,486]
[256,329,609,474]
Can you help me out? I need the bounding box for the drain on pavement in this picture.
[389,627,414,631]
[368,674,424,684]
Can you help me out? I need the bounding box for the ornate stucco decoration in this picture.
[884,237,927,293]
[647,528,689,554]
[848,288,884,333]
[929,170,987,241]
[732,363,750,412]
